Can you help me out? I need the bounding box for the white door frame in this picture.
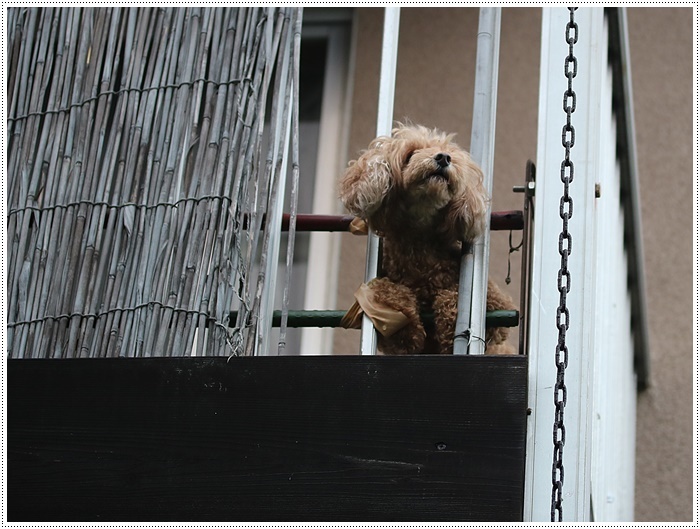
[299,11,354,355]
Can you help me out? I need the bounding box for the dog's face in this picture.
[339,124,488,241]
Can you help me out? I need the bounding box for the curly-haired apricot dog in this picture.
[340,124,515,355]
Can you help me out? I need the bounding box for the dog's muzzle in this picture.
[427,152,452,181]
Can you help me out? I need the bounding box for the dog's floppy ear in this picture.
[444,158,489,242]
[339,143,392,220]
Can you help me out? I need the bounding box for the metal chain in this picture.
[552,6,578,522]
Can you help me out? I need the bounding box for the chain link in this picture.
[552,6,578,523]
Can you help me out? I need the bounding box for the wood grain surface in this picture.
[8,355,527,522]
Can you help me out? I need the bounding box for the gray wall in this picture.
[333,7,693,521]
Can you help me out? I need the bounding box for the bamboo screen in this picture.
[7,7,302,358]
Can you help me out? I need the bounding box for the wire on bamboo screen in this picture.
[7,7,302,358]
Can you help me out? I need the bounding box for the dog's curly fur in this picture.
[340,123,515,355]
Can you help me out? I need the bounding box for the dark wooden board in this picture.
[8,355,527,522]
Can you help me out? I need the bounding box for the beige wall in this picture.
[627,7,694,522]
[332,7,693,521]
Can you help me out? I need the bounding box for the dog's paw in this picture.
[368,277,426,355]
[378,324,426,355]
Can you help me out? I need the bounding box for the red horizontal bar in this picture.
[490,210,524,231]
[282,214,357,232]
[245,210,523,233]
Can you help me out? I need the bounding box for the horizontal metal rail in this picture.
[229,309,519,329]
[244,211,525,233]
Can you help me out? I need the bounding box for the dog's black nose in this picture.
[434,153,451,168]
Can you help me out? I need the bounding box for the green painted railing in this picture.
[229,309,519,329]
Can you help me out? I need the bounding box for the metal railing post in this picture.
[360,7,400,356]
[453,7,501,355]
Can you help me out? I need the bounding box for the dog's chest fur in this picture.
[381,237,461,304]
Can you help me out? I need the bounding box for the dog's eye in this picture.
[403,151,415,165]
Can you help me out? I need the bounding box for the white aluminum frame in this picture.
[590,65,637,520]
[524,7,605,522]
[589,12,637,521]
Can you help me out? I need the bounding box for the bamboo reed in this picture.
[278,9,303,355]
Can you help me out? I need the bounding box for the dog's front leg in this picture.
[433,289,459,354]
[433,284,517,355]
[366,277,426,355]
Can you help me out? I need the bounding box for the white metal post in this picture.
[454,7,501,355]
[523,7,604,522]
[590,61,637,520]
[589,10,638,521]
[360,7,400,356]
